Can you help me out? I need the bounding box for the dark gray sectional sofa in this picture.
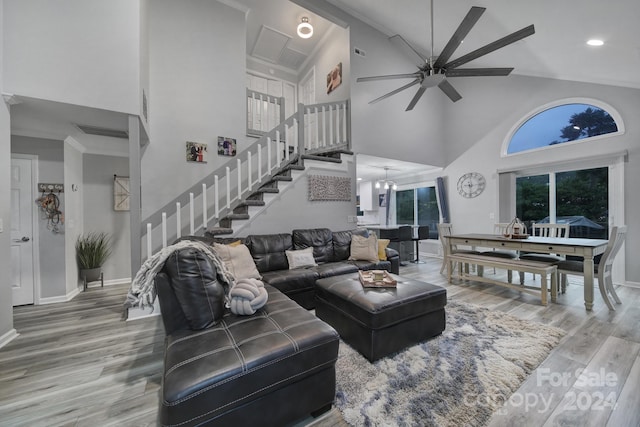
[155,227,399,426]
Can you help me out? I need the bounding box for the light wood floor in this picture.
[1,257,639,427]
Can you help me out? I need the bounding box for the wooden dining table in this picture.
[445,233,609,311]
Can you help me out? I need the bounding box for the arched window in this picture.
[505,99,623,155]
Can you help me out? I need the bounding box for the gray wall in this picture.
[142,0,246,218]
[348,18,446,167]
[0,0,15,341]
[83,154,131,281]
[236,161,355,236]
[299,25,350,105]
[11,136,67,299]
[438,75,640,281]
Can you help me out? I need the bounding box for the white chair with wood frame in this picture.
[437,223,481,275]
[519,223,571,285]
[479,223,519,283]
[556,225,626,311]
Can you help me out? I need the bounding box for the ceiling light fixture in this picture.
[297,17,313,39]
[375,167,398,191]
[587,39,604,46]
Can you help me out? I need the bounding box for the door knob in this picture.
[14,236,30,242]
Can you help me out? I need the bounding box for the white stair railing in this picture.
[141,100,350,261]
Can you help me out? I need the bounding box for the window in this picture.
[395,186,439,238]
[507,102,621,155]
[516,167,608,239]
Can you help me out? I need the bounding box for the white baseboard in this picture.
[39,287,81,305]
[622,281,640,289]
[85,277,131,288]
[0,328,19,350]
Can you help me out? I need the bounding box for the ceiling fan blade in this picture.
[444,24,535,70]
[432,6,485,70]
[389,34,428,68]
[369,79,421,105]
[446,67,513,77]
[357,73,421,83]
[438,79,462,102]
[406,87,427,111]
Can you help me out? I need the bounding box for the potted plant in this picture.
[76,231,112,285]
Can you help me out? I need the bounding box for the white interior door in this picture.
[11,157,35,306]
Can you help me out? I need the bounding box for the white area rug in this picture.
[335,300,565,427]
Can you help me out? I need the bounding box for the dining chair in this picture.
[556,225,626,311]
[437,223,481,274]
[410,225,429,264]
[479,223,519,282]
[519,223,571,285]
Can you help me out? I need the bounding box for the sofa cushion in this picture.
[348,259,392,272]
[261,268,320,295]
[213,243,261,280]
[293,228,334,264]
[161,247,226,330]
[245,233,292,273]
[332,228,368,261]
[285,247,318,269]
[312,261,359,278]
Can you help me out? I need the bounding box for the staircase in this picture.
[140,100,352,260]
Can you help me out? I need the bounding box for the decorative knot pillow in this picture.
[285,247,318,269]
[229,278,268,315]
[213,242,261,280]
[349,234,379,263]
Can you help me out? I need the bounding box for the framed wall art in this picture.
[186,141,208,163]
[327,62,342,94]
[217,136,237,157]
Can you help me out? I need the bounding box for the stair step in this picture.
[284,164,305,171]
[225,213,250,220]
[271,175,293,182]
[253,187,280,194]
[301,154,343,164]
[204,227,234,237]
[239,199,266,207]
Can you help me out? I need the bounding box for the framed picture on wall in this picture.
[217,136,237,156]
[113,175,130,211]
[327,62,342,94]
[186,141,208,163]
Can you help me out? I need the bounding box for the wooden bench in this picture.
[447,253,558,306]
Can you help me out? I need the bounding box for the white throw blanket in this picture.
[125,239,236,311]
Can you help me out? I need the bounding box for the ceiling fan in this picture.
[357,0,535,110]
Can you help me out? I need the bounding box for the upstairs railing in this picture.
[246,89,285,137]
[140,99,350,260]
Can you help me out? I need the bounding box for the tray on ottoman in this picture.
[358,270,397,288]
[315,273,447,362]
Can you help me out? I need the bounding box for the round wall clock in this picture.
[457,172,486,198]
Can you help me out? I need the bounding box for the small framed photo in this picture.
[186,141,208,163]
[327,62,342,94]
[217,136,237,156]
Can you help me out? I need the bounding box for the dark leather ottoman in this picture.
[315,273,447,362]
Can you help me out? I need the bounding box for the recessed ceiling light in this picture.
[587,39,604,46]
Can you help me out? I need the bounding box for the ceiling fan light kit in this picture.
[357,0,535,110]
[297,17,313,39]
